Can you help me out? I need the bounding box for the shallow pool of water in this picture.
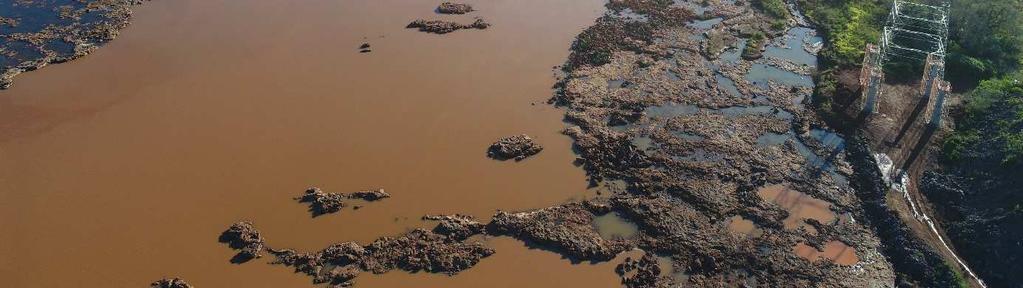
[727,215,762,238]
[793,241,859,266]
[593,212,640,240]
[645,103,701,119]
[757,184,836,232]
[716,73,742,97]
[763,27,820,67]
[746,63,813,88]
[687,17,723,30]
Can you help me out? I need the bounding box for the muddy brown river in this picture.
[0,0,621,286]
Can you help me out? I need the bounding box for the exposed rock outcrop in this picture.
[406,18,490,34]
[616,254,669,288]
[423,214,486,240]
[218,221,266,263]
[348,189,391,201]
[487,134,543,161]
[487,203,631,261]
[149,277,193,288]
[437,2,474,14]
[295,187,389,216]
[297,187,346,216]
[269,227,493,287]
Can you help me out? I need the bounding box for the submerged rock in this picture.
[218,221,266,263]
[406,18,490,34]
[487,134,543,161]
[437,2,474,14]
[296,187,346,216]
[149,278,193,288]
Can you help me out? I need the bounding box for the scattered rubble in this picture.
[149,278,194,288]
[406,18,490,34]
[486,134,543,161]
[436,2,474,14]
[218,221,266,263]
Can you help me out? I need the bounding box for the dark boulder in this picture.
[218,221,266,263]
[487,134,543,161]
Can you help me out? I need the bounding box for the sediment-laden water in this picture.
[0,0,613,286]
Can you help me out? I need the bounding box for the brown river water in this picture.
[0,0,621,286]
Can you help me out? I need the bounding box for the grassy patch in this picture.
[753,0,790,19]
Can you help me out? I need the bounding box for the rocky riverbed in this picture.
[499,0,896,285]
[0,0,144,89]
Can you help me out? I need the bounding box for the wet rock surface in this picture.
[423,214,486,240]
[296,187,389,216]
[436,2,473,15]
[297,187,346,216]
[616,253,669,288]
[347,189,390,201]
[406,18,490,34]
[486,134,543,161]
[488,202,631,261]
[218,221,266,263]
[267,223,494,287]
[0,0,145,89]
[149,277,193,288]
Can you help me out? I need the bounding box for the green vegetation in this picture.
[742,33,765,59]
[948,263,970,288]
[932,3,1023,286]
[798,0,886,66]
[940,129,979,163]
[944,72,1023,165]
[947,0,1023,88]
[796,0,887,119]
[753,0,790,19]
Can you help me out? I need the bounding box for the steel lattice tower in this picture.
[879,0,951,67]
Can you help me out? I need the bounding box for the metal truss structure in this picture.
[879,0,950,65]
[861,0,952,126]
